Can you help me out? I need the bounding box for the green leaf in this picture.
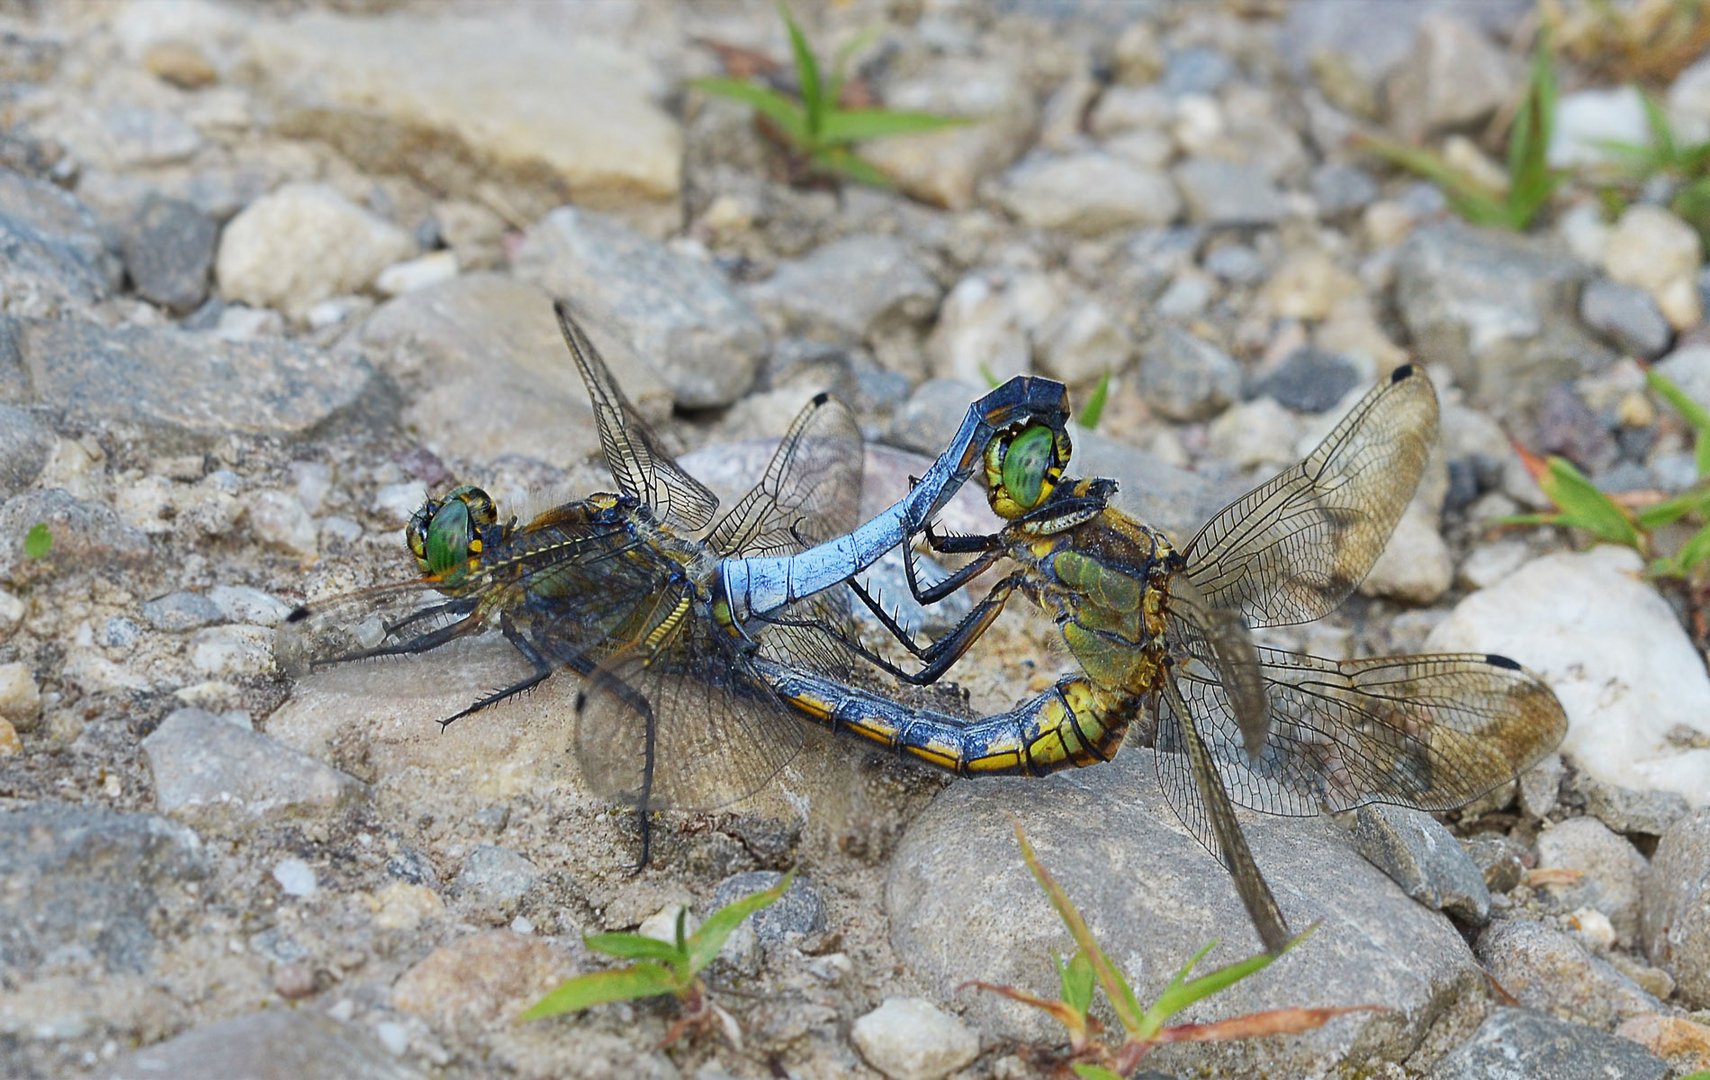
[809,146,894,187]
[1674,519,1710,572]
[1058,950,1096,1015]
[825,25,880,108]
[1538,456,1643,548]
[817,108,969,146]
[23,522,52,560]
[583,931,686,964]
[686,870,795,973]
[1645,369,1710,478]
[1142,935,1300,1036]
[521,962,680,1020]
[1077,372,1112,430]
[1634,490,1710,530]
[1640,89,1677,164]
[780,3,824,137]
[691,77,810,146]
[1070,1065,1127,1080]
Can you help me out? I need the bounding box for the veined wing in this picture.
[569,610,805,815]
[1166,645,1567,818]
[1169,575,1269,758]
[709,391,865,680]
[555,299,719,534]
[1184,364,1438,628]
[1155,677,1293,954]
[276,577,482,677]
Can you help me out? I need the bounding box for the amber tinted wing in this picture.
[1169,574,1270,758]
[1164,643,1568,818]
[709,392,866,679]
[1184,364,1439,628]
[555,300,719,534]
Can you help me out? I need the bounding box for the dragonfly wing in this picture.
[1168,579,1269,758]
[277,578,480,676]
[1184,364,1438,628]
[1171,647,1568,817]
[569,622,806,813]
[555,300,719,534]
[1156,676,1293,954]
[711,392,867,679]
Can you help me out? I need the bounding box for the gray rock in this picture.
[205,585,296,627]
[142,707,365,828]
[1172,158,1288,227]
[710,870,826,945]
[1037,299,1135,385]
[1641,807,1710,1008]
[1202,243,1266,286]
[1462,833,1528,893]
[1352,805,1492,923]
[1552,86,1652,169]
[1426,547,1710,807]
[0,804,205,974]
[1162,46,1235,96]
[886,751,1483,1074]
[103,1009,424,1080]
[1427,1007,1667,1080]
[1519,753,1563,819]
[1535,817,1648,943]
[1071,427,1246,537]
[142,592,225,632]
[745,235,940,345]
[1136,326,1241,421]
[1394,221,1613,413]
[513,207,765,408]
[1254,347,1362,412]
[1475,918,1663,1027]
[453,844,540,913]
[1568,772,1690,837]
[14,319,382,450]
[0,488,151,584]
[1653,342,1710,414]
[999,151,1182,234]
[1579,278,1672,359]
[123,196,216,313]
[0,168,120,318]
[850,997,979,1080]
[1383,13,1518,143]
[0,403,51,498]
[1310,163,1379,217]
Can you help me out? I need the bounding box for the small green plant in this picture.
[965,822,1376,1079]
[1360,40,1562,231]
[1506,370,1710,584]
[1593,89,1710,246]
[693,4,967,187]
[23,523,52,560]
[1077,372,1113,431]
[522,871,795,1048]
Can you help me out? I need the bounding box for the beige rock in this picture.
[860,57,1036,210]
[392,930,573,1029]
[1262,251,1363,321]
[1604,205,1704,331]
[216,183,414,314]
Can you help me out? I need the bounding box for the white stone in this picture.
[190,625,275,678]
[1207,397,1302,470]
[998,152,1181,235]
[929,271,1057,385]
[1557,200,1611,267]
[1425,546,1710,805]
[1037,299,1133,385]
[243,11,681,218]
[372,481,428,527]
[1262,251,1363,321]
[638,903,697,946]
[373,1020,409,1057]
[0,588,22,635]
[1361,503,1453,604]
[272,856,318,897]
[1550,86,1650,169]
[246,488,318,557]
[1667,53,1710,143]
[1603,204,1703,331]
[215,305,286,341]
[851,997,979,1080]
[1458,539,1531,590]
[375,250,458,297]
[206,585,294,627]
[217,184,414,315]
[0,662,41,725]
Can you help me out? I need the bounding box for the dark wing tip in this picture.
[286,605,312,624]
[1485,653,1521,671]
[810,390,831,407]
[1391,363,1415,383]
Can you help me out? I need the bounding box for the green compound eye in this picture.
[423,496,474,577]
[1001,425,1057,512]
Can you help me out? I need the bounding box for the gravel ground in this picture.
[2,2,1709,1078]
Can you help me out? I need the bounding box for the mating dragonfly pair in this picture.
[282,301,1566,953]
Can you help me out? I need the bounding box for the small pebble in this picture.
[0,662,44,728]
[373,1021,410,1057]
[372,481,429,527]
[851,997,979,1080]
[0,717,20,756]
[376,250,458,296]
[273,857,318,897]
[273,961,317,999]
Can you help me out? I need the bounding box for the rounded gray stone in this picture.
[102,1009,425,1080]
[0,403,52,498]
[1351,804,1492,924]
[1426,1007,1667,1080]
[710,870,826,944]
[123,196,216,314]
[1474,918,1663,1028]
[1136,325,1240,422]
[1640,807,1710,1008]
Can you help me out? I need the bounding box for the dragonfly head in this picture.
[984,421,1072,520]
[408,484,502,581]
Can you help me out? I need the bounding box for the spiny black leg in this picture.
[903,538,1004,606]
[381,597,475,639]
[437,614,553,729]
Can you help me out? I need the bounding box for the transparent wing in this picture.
[276,578,481,677]
[710,392,866,681]
[555,299,719,534]
[569,613,805,813]
[1155,677,1292,953]
[1169,575,1269,757]
[1165,643,1568,818]
[1184,364,1439,628]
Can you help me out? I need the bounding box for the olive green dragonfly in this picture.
[757,365,1569,952]
[281,300,1071,865]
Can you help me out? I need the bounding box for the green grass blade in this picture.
[686,870,795,972]
[1012,822,1146,1035]
[23,522,52,560]
[1071,1065,1126,1080]
[1077,371,1112,430]
[1635,491,1710,530]
[1675,519,1710,573]
[521,962,679,1020]
[1640,89,1677,163]
[817,108,969,146]
[826,25,879,107]
[810,146,894,187]
[1059,950,1096,1015]
[1539,456,1642,548]
[691,77,810,145]
[584,931,686,963]
[1645,369,1710,477]
[780,3,824,137]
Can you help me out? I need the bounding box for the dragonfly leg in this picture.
[437,614,554,730]
[835,571,1027,685]
[906,527,1002,604]
[380,597,476,640]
